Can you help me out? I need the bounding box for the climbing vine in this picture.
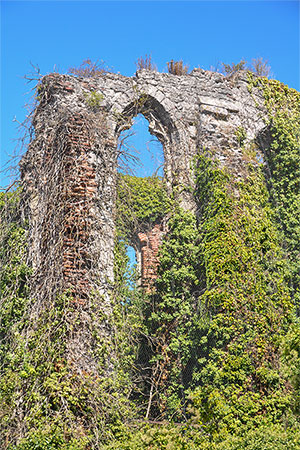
[138,207,201,420]
[116,174,170,242]
[190,152,294,436]
[0,189,138,449]
[1,76,300,449]
[106,148,300,448]
[139,151,295,435]
[248,74,300,309]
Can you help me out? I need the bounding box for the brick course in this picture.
[138,223,166,292]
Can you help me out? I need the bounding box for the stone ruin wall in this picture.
[20,68,267,369]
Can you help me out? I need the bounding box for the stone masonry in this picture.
[22,69,267,298]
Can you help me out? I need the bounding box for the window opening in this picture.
[125,244,137,291]
[127,245,137,272]
[117,113,165,285]
[118,114,164,177]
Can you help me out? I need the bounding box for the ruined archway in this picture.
[115,96,173,290]
[20,69,268,350]
[115,94,181,192]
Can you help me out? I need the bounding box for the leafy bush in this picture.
[216,424,300,450]
[116,174,170,240]
[102,422,300,450]
[8,427,88,450]
[102,422,206,450]
[83,91,104,108]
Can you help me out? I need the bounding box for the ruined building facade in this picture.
[20,69,267,369]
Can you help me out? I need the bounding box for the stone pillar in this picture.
[20,75,117,373]
[21,75,117,306]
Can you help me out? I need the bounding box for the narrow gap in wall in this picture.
[118,114,164,275]
[126,245,137,291]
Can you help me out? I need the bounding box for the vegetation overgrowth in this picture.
[66,56,271,78]
[0,74,300,449]
[221,57,271,77]
[248,73,300,310]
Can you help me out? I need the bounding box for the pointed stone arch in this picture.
[115,94,184,290]
[115,94,182,195]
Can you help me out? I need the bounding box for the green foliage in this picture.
[235,126,247,147]
[1,77,300,449]
[281,318,300,412]
[112,232,144,383]
[140,208,201,419]
[102,421,300,450]
[215,424,300,450]
[116,174,170,241]
[139,151,295,435]
[248,75,300,309]
[9,426,88,450]
[0,189,31,351]
[0,192,137,448]
[84,91,104,108]
[190,152,293,434]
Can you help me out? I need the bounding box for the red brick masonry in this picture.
[138,223,165,292]
[61,114,97,303]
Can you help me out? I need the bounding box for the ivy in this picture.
[116,174,170,242]
[139,207,202,420]
[248,74,300,309]
[138,151,296,437]
[189,152,294,435]
[1,77,300,449]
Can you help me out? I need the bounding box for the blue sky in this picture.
[1,0,299,187]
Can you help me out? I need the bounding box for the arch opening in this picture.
[116,94,180,186]
[118,113,164,177]
[116,97,173,291]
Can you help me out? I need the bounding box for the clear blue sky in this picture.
[1,0,299,187]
